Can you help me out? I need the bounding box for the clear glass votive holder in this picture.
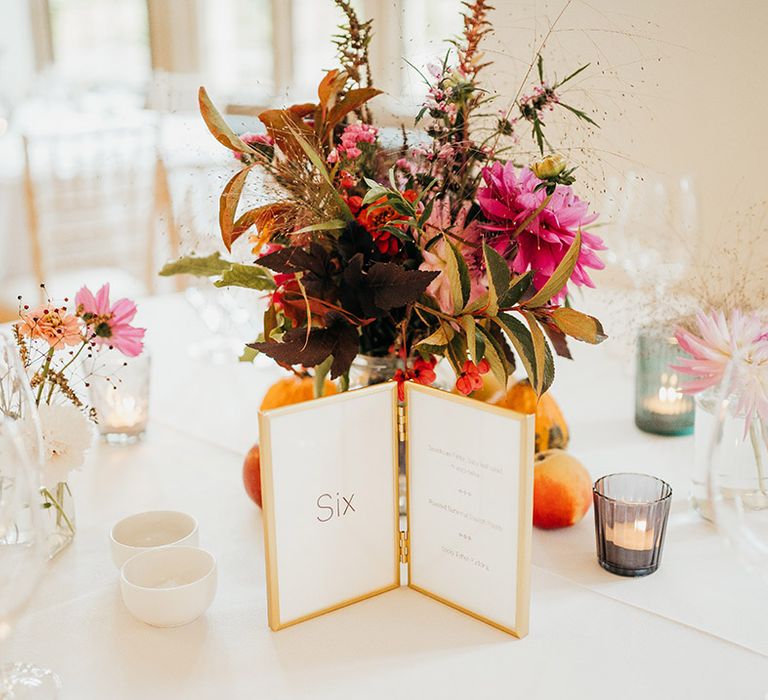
[634,328,694,436]
[593,473,672,577]
[89,352,151,445]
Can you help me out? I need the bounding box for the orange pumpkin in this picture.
[494,379,569,453]
[259,375,337,411]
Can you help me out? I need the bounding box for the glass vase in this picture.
[0,332,43,458]
[348,354,453,516]
[40,481,76,559]
[348,354,403,389]
[704,384,768,582]
[692,392,768,520]
[634,328,695,436]
[349,355,405,513]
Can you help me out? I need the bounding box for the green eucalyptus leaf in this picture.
[476,325,508,387]
[159,252,232,278]
[463,291,490,315]
[522,310,547,395]
[214,264,276,291]
[446,332,468,376]
[445,238,471,313]
[483,244,510,300]
[313,355,334,398]
[494,312,538,390]
[499,271,533,308]
[291,219,346,235]
[524,231,581,308]
[460,315,478,363]
[239,346,259,363]
[417,324,454,348]
[361,187,389,206]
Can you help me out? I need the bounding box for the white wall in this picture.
[478,0,768,311]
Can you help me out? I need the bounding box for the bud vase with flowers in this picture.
[672,308,768,518]
[9,283,145,558]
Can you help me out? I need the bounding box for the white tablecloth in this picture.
[8,294,768,699]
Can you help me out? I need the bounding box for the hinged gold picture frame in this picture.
[258,381,534,637]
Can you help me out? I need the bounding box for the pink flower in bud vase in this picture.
[75,284,145,357]
[673,309,768,431]
[477,163,605,303]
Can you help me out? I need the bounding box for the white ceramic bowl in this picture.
[120,546,217,627]
[110,511,199,569]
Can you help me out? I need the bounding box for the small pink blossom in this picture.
[75,284,145,357]
[395,158,415,174]
[337,122,378,160]
[344,146,362,160]
[241,132,274,147]
[326,148,339,164]
[427,63,443,81]
[234,132,274,161]
[437,143,456,160]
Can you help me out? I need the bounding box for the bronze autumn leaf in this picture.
[219,166,254,251]
[551,307,607,344]
[198,87,258,155]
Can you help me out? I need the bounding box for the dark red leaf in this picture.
[366,262,438,310]
[249,311,359,379]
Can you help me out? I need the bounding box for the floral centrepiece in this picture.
[12,284,146,555]
[162,0,607,398]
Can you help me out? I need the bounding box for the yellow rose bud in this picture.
[532,154,566,179]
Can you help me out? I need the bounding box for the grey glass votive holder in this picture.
[593,473,672,577]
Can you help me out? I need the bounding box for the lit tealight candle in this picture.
[103,395,148,434]
[606,519,655,551]
[593,473,672,577]
[642,373,693,417]
[89,353,151,444]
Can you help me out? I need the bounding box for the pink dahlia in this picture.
[673,309,768,431]
[477,162,605,302]
[418,198,485,314]
[75,284,145,357]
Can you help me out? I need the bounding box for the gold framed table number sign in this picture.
[258,381,535,638]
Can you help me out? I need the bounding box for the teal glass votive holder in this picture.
[634,328,694,436]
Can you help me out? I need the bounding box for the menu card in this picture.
[258,381,534,636]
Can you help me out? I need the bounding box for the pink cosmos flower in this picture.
[418,199,485,314]
[75,284,145,357]
[17,304,82,348]
[673,309,768,431]
[477,163,605,303]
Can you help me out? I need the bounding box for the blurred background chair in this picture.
[2,121,180,307]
